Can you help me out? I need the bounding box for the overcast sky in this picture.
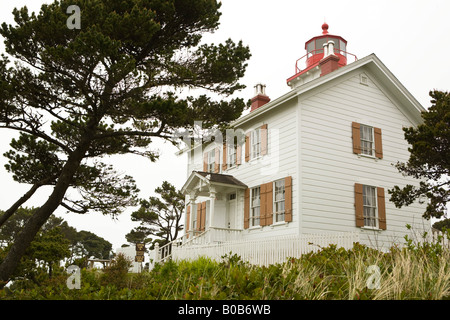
[0,0,449,250]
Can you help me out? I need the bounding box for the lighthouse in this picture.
[287,23,357,88]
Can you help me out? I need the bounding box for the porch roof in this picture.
[181,171,247,196]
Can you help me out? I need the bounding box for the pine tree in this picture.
[0,0,250,284]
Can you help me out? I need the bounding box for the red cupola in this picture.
[287,23,357,88]
[305,23,348,69]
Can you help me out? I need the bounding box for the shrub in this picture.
[0,242,448,300]
[99,253,132,289]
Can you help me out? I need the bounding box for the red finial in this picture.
[322,22,329,35]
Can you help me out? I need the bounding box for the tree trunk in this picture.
[0,179,50,228]
[0,142,90,286]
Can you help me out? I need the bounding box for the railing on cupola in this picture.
[292,22,358,76]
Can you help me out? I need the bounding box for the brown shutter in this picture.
[185,205,190,238]
[245,133,250,162]
[236,143,242,166]
[214,147,220,173]
[352,122,361,154]
[355,183,364,227]
[261,124,268,156]
[284,176,292,222]
[203,152,208,172]
[222,143,227,171]
[244,188,250,229]
[260,184,267,226]
[196,203,202,231]
[200,201,206,231]
[374,127,383,159]
[377,187,387,230]
[265,182,273,225]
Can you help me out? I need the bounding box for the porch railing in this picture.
[171,232,360,267]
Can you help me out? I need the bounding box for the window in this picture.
[207,149,215,173]
[339,40,347,57]
[352,122,383,159]
[227,142,236,168]
[274,179,285,222]
[192,212,197,232]
[251,128,261,159]
[360,124,374,156]
[363,185,378,228]
[250,187,261,227]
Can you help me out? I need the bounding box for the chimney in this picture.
[251,83,270,111]
[319,41,340,77]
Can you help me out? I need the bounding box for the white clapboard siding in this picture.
[298,71,428,249]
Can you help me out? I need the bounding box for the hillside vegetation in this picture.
[1,233,449,300]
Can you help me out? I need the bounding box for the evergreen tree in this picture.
[126,181,184,249]
[0,0,250,284]
[389,90,450,219]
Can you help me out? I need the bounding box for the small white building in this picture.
[162,24,430,265]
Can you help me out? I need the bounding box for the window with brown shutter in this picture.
[265,181,273,225]
[196,203,201,231]
[354,183,365,227]
[352,122,361,154]
[245,133,250,162]
[200,201,206,231]
[214,147,220,173]
[245,125,268,162]
[250,187,261,227]
[374,128,383,159]
[273,179,285,223]
[185,205,190,238]
[236,143,242,166]
[260,182,273,226]
[355,183,387,229]
[352,122,383,159]
[222,143,227,171]
[261,124,268,156]
[284,176,293,222]
[203,152,208,172]
[244,188,250,229]
[196,201,207,232]
[377,187,387,230]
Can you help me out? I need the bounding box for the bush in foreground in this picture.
[1,241,449,300]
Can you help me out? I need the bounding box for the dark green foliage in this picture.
[433,218,450,232]
[126,181,185,249]
[389,90,450,219]
[2,241,448,300]
[99,253,132,288]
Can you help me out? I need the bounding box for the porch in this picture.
[152,231,360,267]
[181,171,248,237]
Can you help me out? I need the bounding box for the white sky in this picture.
[0,0,449,250]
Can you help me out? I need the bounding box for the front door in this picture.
[227,193,237,229]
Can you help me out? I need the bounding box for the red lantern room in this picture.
[305,23,348,68]
[287,23,357,88]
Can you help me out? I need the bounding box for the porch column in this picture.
[209,186,216,229]
[189,195,197,239]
